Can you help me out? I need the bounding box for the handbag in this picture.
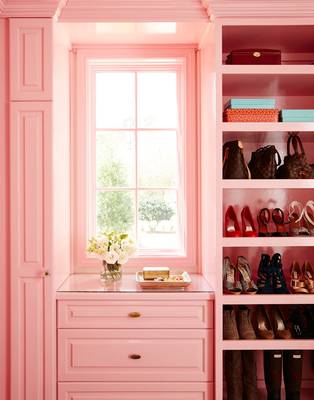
[223,140,250,179]
[276,134,313,179]
[248,145,281,179]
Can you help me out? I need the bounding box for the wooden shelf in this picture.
[221,122,314,132]
[222,294,314,305]
[221,179,314,189]
[222,339,314,351]
[222,236,314,247]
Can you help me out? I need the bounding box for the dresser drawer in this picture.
[58,329,213,382]
[58,300,213,329]
[58,382,214,400]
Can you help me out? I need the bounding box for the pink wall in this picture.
[0,18,9,400]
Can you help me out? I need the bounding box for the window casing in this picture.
[72,46,198,272]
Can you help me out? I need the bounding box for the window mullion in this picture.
[135,71,139,243]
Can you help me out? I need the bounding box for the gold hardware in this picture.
[128,312,141,318]
[253,51,261,58]
[44,271,49,277]
[129,354,141,360]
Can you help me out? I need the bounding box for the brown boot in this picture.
[225,350,243,400]
[224,306,239,340]
[238,306,256,340]
[242,351,258,400]
[283,350,303,400]
[264,350,282,400]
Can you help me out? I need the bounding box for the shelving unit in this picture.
[214,19,314,400]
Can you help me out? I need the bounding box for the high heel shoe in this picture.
[271,253,289,294]
[241,206,257,237]
[290,261,308,294]
[237,256,258,294]
[256,305,274,339]
[303,261,314,294]
[257,254,273,294]
[270,306,292,339]
[272,208,287,236]
[288,201,304,236]
[304,200,314,236]
[223,257,242,295]
[225,206,241,237]
[257,208,271,237]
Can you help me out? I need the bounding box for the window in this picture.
[73,47,198,272]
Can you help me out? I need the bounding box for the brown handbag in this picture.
[248,145,281,179]
[223,140,250,179]
[276,134,313,179]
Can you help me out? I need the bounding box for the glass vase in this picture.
[100,260,122,283]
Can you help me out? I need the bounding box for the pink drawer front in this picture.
[58,300,213,329]
[58,329,213,382]
[58,382,214,400]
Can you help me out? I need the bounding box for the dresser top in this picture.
[56,274,214,300]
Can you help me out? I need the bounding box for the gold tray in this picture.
[136,271,192,288]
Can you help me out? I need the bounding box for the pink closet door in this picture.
[10,101,52,400]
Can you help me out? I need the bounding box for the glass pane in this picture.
[96,131,135,188]
[138,190,180,250]
[137,72,178,128]
[96,191,135,234]
[96,72,135,129]
[138,131,178,188]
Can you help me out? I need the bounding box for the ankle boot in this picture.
[283,350,303,400]
[225,350,243,400]
[223,306,239,340]
[238,306,256,340]
[271,253,289,294]
[242,351,258,400]
[264,350,283,400]
[257,253,273,294]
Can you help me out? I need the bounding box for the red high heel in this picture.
[241,206,257,237]
[272,208,287,236]
[225,206,241,237]
[257,208,271,237]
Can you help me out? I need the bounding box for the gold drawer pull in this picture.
[129,354,141,360]
[253,51,261,58]
[128,312,141,318]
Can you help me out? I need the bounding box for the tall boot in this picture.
[283,350,303,400]
[264,350,283,400]
[224,350,243,400]
[242,351,258,400]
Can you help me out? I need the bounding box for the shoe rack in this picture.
[214,20,314,400]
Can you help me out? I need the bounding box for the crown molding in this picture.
[1,0,61,17]
[206,0,314,19]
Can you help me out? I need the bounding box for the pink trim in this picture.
[72,45,199,273]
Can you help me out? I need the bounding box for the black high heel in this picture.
[257,208,271,237]
[272,208,288,237]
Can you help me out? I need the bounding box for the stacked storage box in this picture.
[280,109,314,122]
[223,98,279,122]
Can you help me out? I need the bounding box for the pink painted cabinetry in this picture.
[57,275,214,399]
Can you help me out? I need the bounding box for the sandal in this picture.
[290,261,308,294]
[237,256,258,295]
[223,257,242,295]
[303,261,314,294]
[304,200,314,236]
[288,201,305,236]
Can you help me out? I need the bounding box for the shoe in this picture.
[271,253,289,294]
[257,254,273,294]
[241,206,257,237]
[283,350,303,400]
[290,261,308,294]
[225,206,241,237]
[288,201,304,236]
[270,306,292,339]
[223,306,240,340]
[256,306,274,340]
[304,305,314,338]
[304,200,314,235]
[237,256,258,294]
[242,351,258,400]
[223,257,242,295]
[258,208,271,237]
[237,306,256,340]
[264,350,283,400]
[303,261,314,294]
[288,305,311,339]
[272,208,287,236]
[224,351,243,400]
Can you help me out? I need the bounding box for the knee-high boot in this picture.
[242,350,258,400]
[264,350,283,400]
[283,350,303,400]
[225,350,243,400]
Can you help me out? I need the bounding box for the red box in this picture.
[223,109,280,122]
[226,49,281,65]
